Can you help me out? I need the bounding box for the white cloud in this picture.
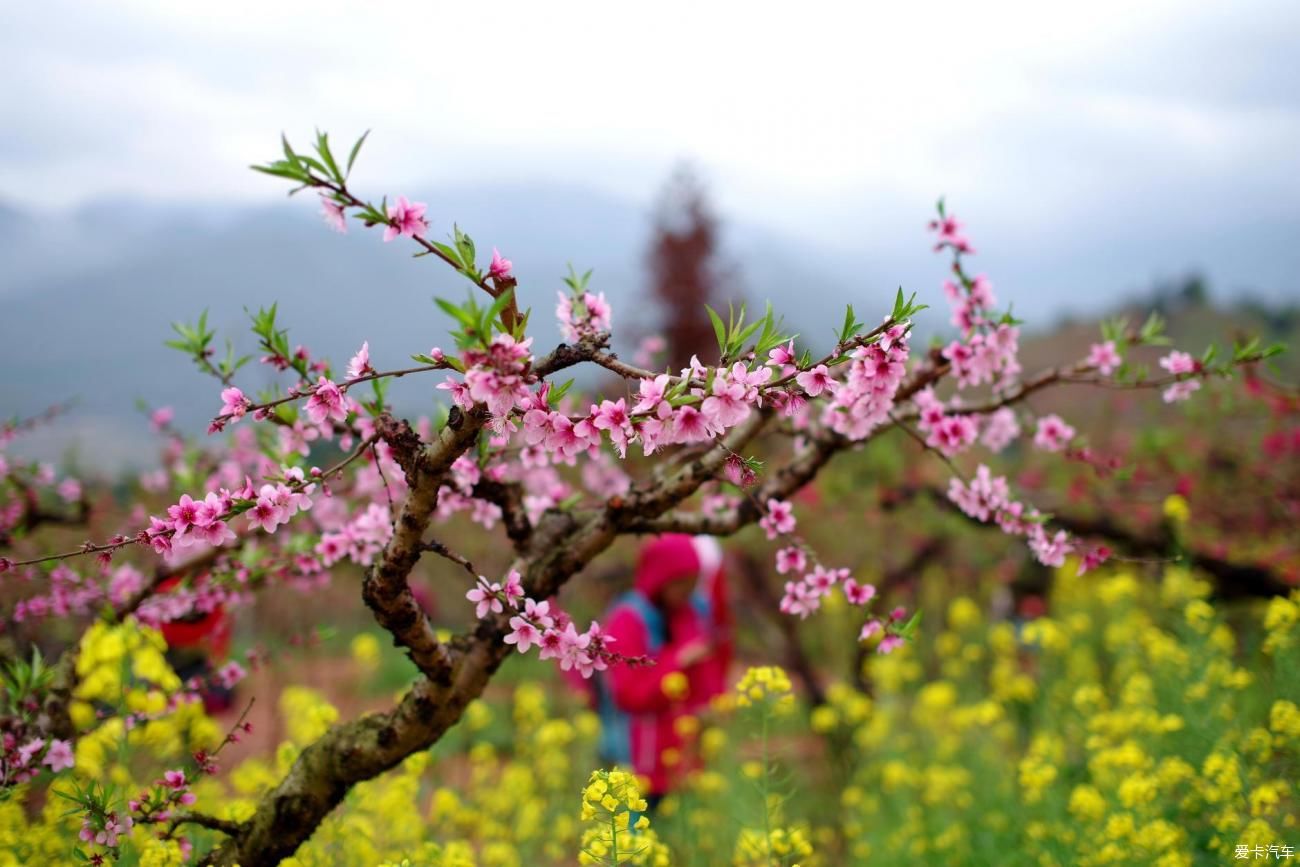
[1,0,1297,252]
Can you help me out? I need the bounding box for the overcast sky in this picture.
[3,0,1300,271]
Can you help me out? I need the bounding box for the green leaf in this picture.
[250,163,309,182]
[434,297,477,330]
[705,304,727,356]
[430,241,464,270]
[315,130,342,182]
[839,304,858,343]
[891,287,906,321]
[453,224,476,272]
[899,610,923,640]
[549,379,574,405]
[484,289,515,332]
[346,130,371,177]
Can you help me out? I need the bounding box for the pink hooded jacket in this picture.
[602,534,729,795]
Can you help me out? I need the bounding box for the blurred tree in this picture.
[646,166,741,368]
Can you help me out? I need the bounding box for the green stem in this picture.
[761,706,773,867]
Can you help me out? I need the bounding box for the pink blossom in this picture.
[723,453,756,487]
[804,565,838,597]
[383,195,428,242]
[775,546,806,575]
[877,635,905,655]
[167,495,201,534]
[305,377,348,425]
[502,569,525,608]
[759,498,796,539]
[438,376,474,411]
[489,248,513,280]
[163,769,187,789]
[17,738,45,767]
[246,494,282,533]
[1087,340,1121,375]
[633,334,666,366]
[215,660,246,689]
[43,739,74,772]
[929,214,975,254]
[671,404,715,443]
[537,628,565,662]
[633,374,672,415]
[700,375,750,430]
[779,580,820,619]
[796,364,836,397]
[504,616,541,653]
[556,290,613,342]
[520,597,554,629]
[94,813,133,847]
[1033,414,1075,452]
[947,465,1011,522]
[1163,380,1201,403]
[926,414,979,457]
[320,195,347,233]
[150,407,174,432]
[858,619,883,641]
[1159,350,1196,375]
[555,622,592,672]
[1029,526,1072,567]
[590,399,634,457]
[346,341,372,379]
[466,576,504,619]
[1077,545,1112,576]
[843,579,876,605]
[768,341,797,376]
[969,274,995,307]
[980,408,1020,453]
[220,387,250,421]
[57,478,82,503]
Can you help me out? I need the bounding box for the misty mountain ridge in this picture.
[0,182,1293,470]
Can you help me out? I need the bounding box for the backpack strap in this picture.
[616,590,666,653]
[596,590,664,766]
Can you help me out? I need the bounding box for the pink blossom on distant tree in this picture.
[1087,340,1121,375]
[1159,350,1196,375]
[1033,414,1075,452]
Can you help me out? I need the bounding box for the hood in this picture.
[634,534,703,600]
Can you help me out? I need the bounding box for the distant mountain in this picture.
[4,183,1295,471]
[0,183,857,469]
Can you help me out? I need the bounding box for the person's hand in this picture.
[676,640,713,668]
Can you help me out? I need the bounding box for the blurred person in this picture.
[158,576,235,714]
[597,533,732,807]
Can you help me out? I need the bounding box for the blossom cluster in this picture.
[762,499,911,652]
[947,464,1088,571]
[557,289,613,344]
[468,570,634,679]
[1,735,74,787]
